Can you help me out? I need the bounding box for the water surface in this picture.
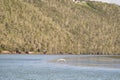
[0,54,120,80]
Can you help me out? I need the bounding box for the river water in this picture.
[0,54,120,80]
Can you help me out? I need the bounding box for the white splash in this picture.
[57,58,66,62]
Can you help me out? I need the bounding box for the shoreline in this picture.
[0,51,120,55]
[0,52,120,56]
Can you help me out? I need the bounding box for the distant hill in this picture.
[0,0,120,54]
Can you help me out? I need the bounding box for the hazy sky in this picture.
[93,0,120,5]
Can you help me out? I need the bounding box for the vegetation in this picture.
[0,0,120,54]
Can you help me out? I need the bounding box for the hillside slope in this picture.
[0,0,120,54]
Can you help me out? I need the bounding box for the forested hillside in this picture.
[0,0,120,54]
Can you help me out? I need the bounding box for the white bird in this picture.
[57,58,66,62]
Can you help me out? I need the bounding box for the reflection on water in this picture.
[54,55,120,68]
[0,54,120,80]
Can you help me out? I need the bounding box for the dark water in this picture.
[0,54,120,80]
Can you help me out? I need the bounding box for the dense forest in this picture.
[0,0,120,54]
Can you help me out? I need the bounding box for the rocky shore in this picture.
[0,50,119,55]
